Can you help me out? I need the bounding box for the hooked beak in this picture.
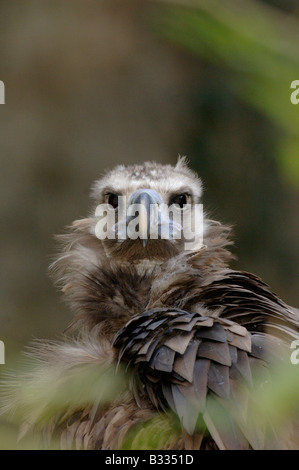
[128,189,162,247]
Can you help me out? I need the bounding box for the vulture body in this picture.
[1,159,299,449]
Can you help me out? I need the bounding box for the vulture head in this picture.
[89,157,204,261]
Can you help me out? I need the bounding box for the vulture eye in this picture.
[170,193,189,208]
[107,193,119,209]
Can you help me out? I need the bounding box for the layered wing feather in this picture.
[113,300,298,449]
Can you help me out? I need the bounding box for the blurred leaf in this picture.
[121,413,180,450]
[0,352,127,449]
[252,360,299,427]
[1,353,299,449]
[152,0,299,183]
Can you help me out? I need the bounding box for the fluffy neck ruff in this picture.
[49,218,233,337]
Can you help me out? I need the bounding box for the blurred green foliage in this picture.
[0,352,127,450]
[0,352,298,449]
[121,414,181,450]
[154,0,299,184]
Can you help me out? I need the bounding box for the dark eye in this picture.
[107,193,119,209]
[170,193,188,208]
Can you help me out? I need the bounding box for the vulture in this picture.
[1,158,299,450]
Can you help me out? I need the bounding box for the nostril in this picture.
[128,189,162,206]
